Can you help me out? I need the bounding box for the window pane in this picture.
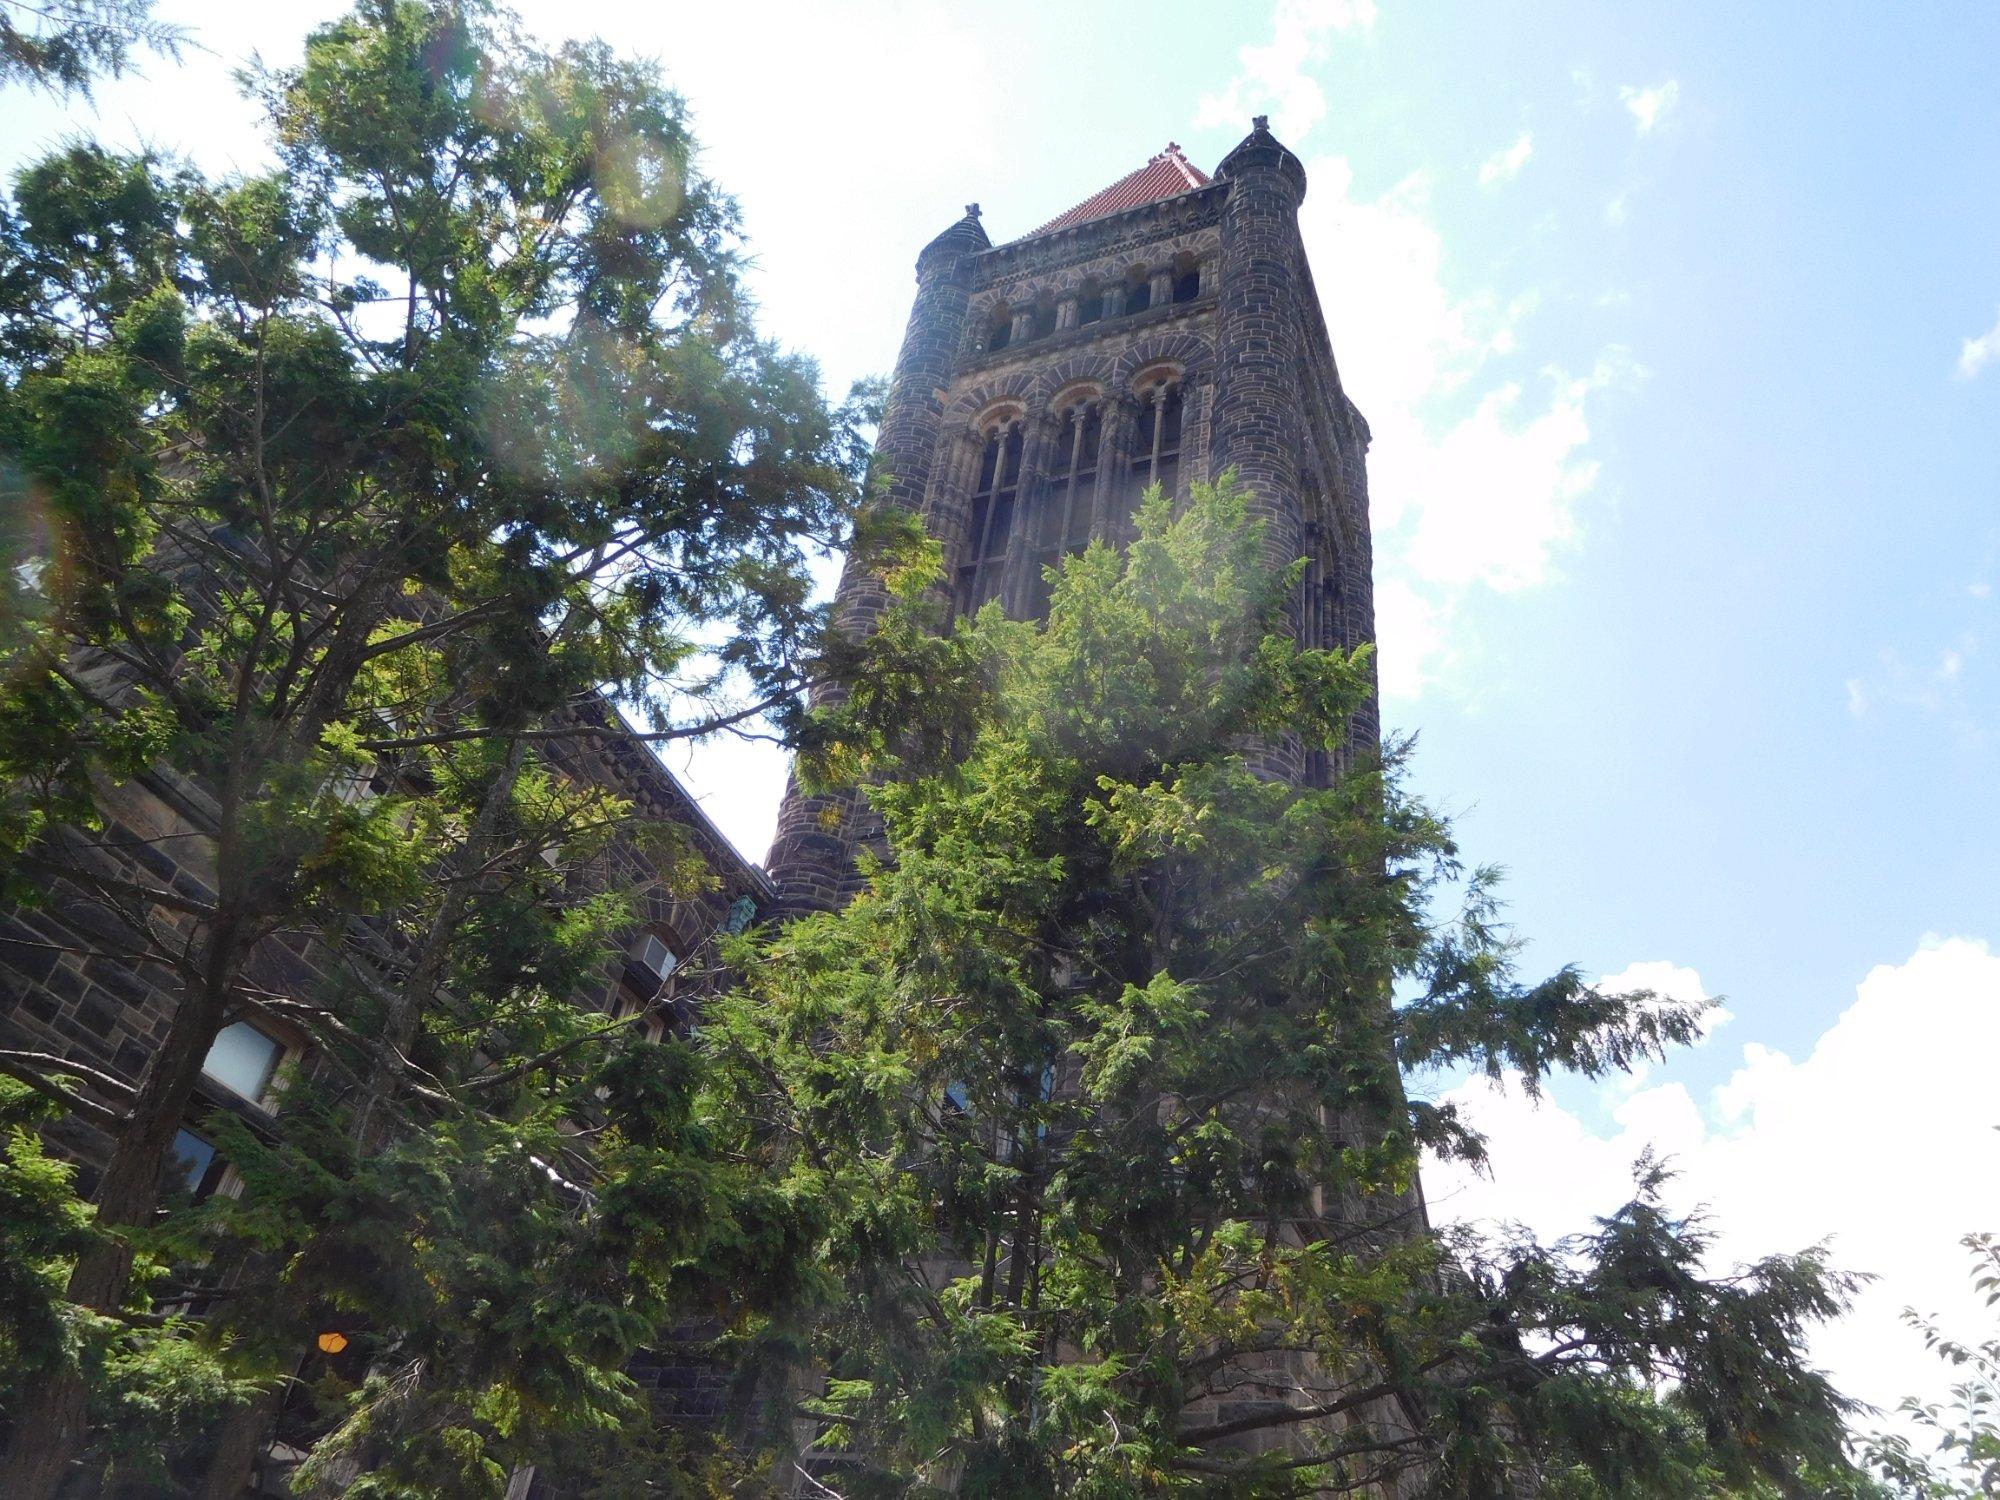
[202,1021,282,1101]
[635,933,678,980]
[170,1128,216,1193]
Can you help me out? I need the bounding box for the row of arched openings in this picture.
[985,254,1204,354]
[953,381,1186,620]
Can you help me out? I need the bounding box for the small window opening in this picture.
[1172,256,1201,304]
[987,310,1012,352]
[1032,303,1058,340]
[169,1126,230,1199]
[1125,275,1152,315]
[1077,285,1104,325]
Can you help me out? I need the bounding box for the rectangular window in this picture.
[169,1127,225,1197]
[201,1020,284,1103]
[634,933,678,983]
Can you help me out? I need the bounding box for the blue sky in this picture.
[7,0,1998,1446]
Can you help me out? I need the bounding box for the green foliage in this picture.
[0,1078,96,1383]
[0,0,184,97]
[705,477,1866,1496]
[1863,1231,2000,1497]
[0,0,871,1489]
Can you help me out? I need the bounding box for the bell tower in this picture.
[766,118,1379,912]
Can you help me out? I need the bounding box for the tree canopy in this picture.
[701,479,1869,1497]
[0,0,879,1491]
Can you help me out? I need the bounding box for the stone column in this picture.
[1149,266,1174,308]
[1090,395,1139,543]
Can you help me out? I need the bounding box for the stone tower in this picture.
[768,118,1379,912]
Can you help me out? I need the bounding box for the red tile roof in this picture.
[1024,144,1211,239]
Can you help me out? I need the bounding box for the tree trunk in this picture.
[0,920,246,1498]
[195,1378,290,1500]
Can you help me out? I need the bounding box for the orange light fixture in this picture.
[316,1330,349,1355]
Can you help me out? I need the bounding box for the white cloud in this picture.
[1477,130,1534,189]
[1373,578,1454,699]
[1297,157,1626,692]
[1427,937,2000,1440]
[1957,308,2000,379]
[1620,79,1681,135]
[1195,0,1379,143]
[1847,627,1984,741]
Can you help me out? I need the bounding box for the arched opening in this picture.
[1076,281,1105,327]
[955,420,1024,617]
[1029,398,1103,617]
[1124,268,1152,316]
[1125,378,1184,533]
[1032,299,1059,341]
[986,305,1013,353]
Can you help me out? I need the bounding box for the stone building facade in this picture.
[767,119,1380,915]
[0,708,768,1208]
[0,701,769,1493]
[764,119,1416,1483]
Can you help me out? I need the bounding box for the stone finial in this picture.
[965,203,981,218]
[1218,115,1307,202]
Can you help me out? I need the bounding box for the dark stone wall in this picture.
[0,707,768,1187]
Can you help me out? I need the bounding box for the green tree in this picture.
[0,0,881,1490]
[0,0,184,95]
[1864,1232,2000,1497]
[704,478,1868,1497]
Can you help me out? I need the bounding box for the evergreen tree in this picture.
[704,478,1868,1497]
[0,0,183,96]
[0,0,886,1490]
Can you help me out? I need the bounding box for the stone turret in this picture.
[764,206,990,915]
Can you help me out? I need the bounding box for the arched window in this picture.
[986,307,1012,353]
[1125,270,1152,315]
[1029,401,1102,616]
[1032,302,1058,341]
[1130,381,1184,517]
[956,421,1023,617]
[1077,282,1105,326]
